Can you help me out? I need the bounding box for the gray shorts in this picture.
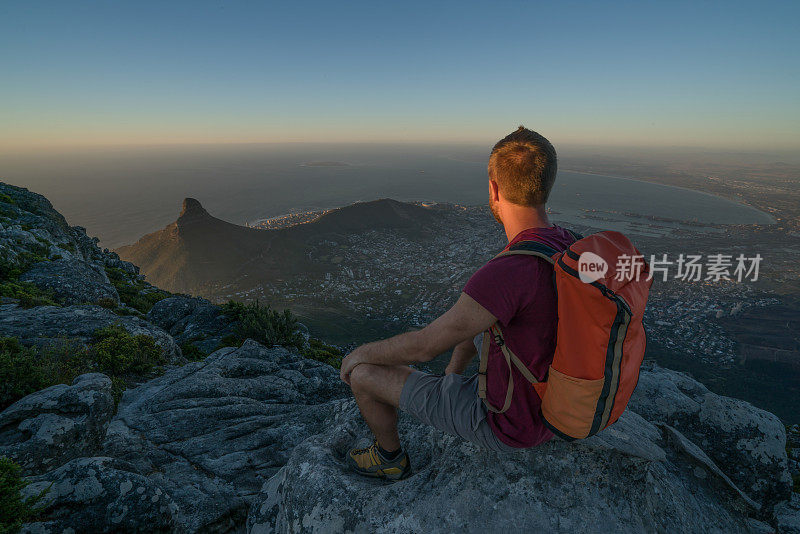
[399,370,516,453]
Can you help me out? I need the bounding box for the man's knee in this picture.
[350,363,380,394]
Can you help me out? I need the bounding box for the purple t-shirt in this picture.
[464,225,576,448]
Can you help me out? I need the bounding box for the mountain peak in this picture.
[180,198,207,218]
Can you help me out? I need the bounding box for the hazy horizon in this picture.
[0,142,780,249]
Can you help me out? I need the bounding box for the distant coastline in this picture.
[561,169,777,225]
[300,161,350,167]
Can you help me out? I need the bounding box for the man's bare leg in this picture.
[349,363,413,451]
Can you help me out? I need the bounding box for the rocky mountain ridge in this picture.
[1,181,798,533]
[115,197,440,294]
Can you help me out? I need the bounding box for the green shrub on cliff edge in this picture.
[223,300,305,350]
[0,280,57,309]
[0,254,58,309]
[91,324,166,402]
[91,324,165,377]
[180,341,207,361]
[0,325,165,411]
[301,338,343,369]
[0,337,87,411]
[104,266,170,314]
[221,301,344,368]
[0,456,46,534]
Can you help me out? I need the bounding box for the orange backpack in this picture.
[477,230,652,440]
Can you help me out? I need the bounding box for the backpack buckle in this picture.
[493,334,504,347]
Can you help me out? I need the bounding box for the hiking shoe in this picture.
[347,440,411,481]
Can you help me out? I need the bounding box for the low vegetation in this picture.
[223,300,305,349]
[104,266,170,314]
[0,325,165,411]
[301,338,344,369]
[0,248,57,309]
[222,300,344,367]
[180,341,207,361]
[0,457,46,534]
[0,280,57,309]
[91,324,166,401]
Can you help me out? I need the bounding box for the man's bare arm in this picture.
[340,292,496,383]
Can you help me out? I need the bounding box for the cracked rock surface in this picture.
[0,373,114,474]
[101,340,348,532]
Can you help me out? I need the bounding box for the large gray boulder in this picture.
[775,494,800,534]
[0,303,182,362]
[629,362,791,514]
[0,373,114,474]
[147,295,235,354]
[101,340,348,533]
[20,259,119,306]
[20,456,178,534]
[248,400,759,534]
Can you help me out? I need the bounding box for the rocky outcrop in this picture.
[101,340,348,532]
[20,259,120,305]
[0,340,793,533]
[147,295,235,354]
[249,400,761,534]
[20,456,178,534]
[0,182,161,314]
[775,494,800,534]
[0,374,114,474]
[0,183,100,269]
[629,362,792,514]
[0,303,182,362]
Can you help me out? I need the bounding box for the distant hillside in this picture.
[115,198,272,293]
[115,198,440,293]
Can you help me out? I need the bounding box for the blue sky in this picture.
[1,1,798,149]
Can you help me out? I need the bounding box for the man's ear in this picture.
[489,179,500,202]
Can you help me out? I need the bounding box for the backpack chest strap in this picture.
[477,323,539,414]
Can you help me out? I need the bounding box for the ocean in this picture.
[0,143,774,248]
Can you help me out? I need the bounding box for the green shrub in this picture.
[0,193,15,205]
[217,334,241,350]
[0,456,46,533]
[0,338,89,411]
[180,342,206,361]
[301,338,344,369]
[223,300,304,349]
[104,267,169,314]
[0,339,51,411]
[91,324,165,377]
[0,247,54,310]
[0,280,58,309]
[0,326,165,411]
[94,297,117,309]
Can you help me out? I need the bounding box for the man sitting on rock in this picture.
[340,126,576,480]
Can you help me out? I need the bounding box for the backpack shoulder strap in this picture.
[494,240,558,264]
[565,228,583,242]
[478,324,540,414]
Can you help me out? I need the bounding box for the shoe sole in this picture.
[349,459,412,481]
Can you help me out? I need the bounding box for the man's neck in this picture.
[501,203,552,242]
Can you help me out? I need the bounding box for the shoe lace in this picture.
[351,439,378,456]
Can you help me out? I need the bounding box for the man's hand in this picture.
[340,344,369,385]
[445,337,478,375]
[339,292,497,385]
